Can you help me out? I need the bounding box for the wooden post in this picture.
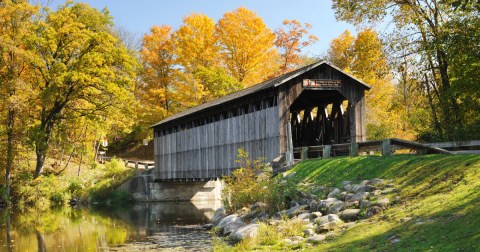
[382,139,392,156]
[301,147,309,160]
[323,145,331,158]
[286,123,294,165]
[135,161,139,170]
[350,142,359,157]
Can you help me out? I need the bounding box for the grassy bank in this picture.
[10,158,136,209]
[218,154,480,251]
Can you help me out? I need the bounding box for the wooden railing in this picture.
[292,138,456,160]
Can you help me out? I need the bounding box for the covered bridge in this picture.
[152,61,370,181]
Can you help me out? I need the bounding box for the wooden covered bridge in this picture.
[152,61,370,181]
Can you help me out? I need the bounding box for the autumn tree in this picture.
[275,20,318,74]
[216,7,279,86]
[139,25,180,125]
[0,0,38,196]
[328,29,398,140]
[332,0,479,140]
[29,2,136,177]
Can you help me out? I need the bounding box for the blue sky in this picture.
[47,0,357,56]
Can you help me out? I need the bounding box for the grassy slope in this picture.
[287,154,480,252]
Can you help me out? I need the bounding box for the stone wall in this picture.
[117,176,223,203]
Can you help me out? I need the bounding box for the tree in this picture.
[0,0,38,196]
[139,25,179,124]
[216,7,279,86]
[328,29,398,140]
[29,2,136,177]
[275,20,318,73]
[332,0,478,140]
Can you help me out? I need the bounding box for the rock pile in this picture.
[206,178,399,244]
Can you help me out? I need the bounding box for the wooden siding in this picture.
[154,106,280,180]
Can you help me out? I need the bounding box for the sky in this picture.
[46,0,357,56]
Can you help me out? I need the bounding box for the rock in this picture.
[316,221,339,233]
[359,200,372,208]
[345,193,354,201]
[251,202,267,211]
[366,206,383,217]
[268,219,281,226]
[368,178,385,186]
[296,212,311,221]
[223,219,246,236]
[385,183,396,188]
[344,184,353,192]
[311,186,326,195]
[314,214,341,226]
[311,211,322,218]
[327,188,341,199]
[387,235,401,244]
[381,188,398,194]
[376,198,391,208]
[291,236,304,241]
[339,209,361,221]
[352,184,377,193]
[338,191,347,201]
[229,223,260,241]
[211,207,227,225]
[299,198,310,205]
[317,198,343,214]
[371,190,382,196]
[303,228,315,237]
[308,234,326,243]
[202,223,214,230]
[275,210,288,218]
[340,180,352,188]
[393,196,400,203]
[309,200,318,211]
[287,205,309,218]
[345,200,359,208]
[217,214,239,230]
[349,192,370,202]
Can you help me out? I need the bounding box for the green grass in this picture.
[284,154,480,251]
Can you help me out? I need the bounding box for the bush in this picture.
[222,149,298,214]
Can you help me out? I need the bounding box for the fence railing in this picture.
[292,138,459,160]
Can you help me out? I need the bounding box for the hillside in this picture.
[285,154,480,251]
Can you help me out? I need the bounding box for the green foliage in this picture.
[222,149,299,214]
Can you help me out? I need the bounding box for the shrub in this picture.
[222,149,299,214]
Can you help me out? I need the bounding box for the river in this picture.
[0,201,220,251]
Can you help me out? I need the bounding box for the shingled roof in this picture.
[151,61,370,128]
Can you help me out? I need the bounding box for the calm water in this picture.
[0,202,219,251]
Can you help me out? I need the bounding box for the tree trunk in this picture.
[424,73,443,140]
[34,120,55,178]
[5,108,14,198]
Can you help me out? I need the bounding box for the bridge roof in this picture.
[151,61,370,128]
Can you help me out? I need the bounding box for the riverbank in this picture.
[8,158,135,209]
[210,154,480,251]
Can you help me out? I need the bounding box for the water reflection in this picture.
[0,202,218,251]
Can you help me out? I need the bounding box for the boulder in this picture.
[359,200,372,208]
[211,207,227,225]
[309,200,318,211]
[366,206,383,217]
[202,223,214,230]
[376,198,391,208]
[217,214,239,230]
[349,192,370,202]
[337,191,347,201]
[223,219,247,236]
[308,234,326,243]
[339,209,361,221]
[340,180,352,188]
[251,202,267,211]
[316,221,339,233]
[229,223,260,241]
[345,193,354,201]
[303,228,315,237]
[314,214,341,226]
[381,188,398,194]
[296,212,311,221]
[345,200,359,209]
[317,198,343,214]
[368,178,385,186]
[287,205,309,218]
[327,188,341,199]
[311,211,323,218]
[352,184,377,193]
